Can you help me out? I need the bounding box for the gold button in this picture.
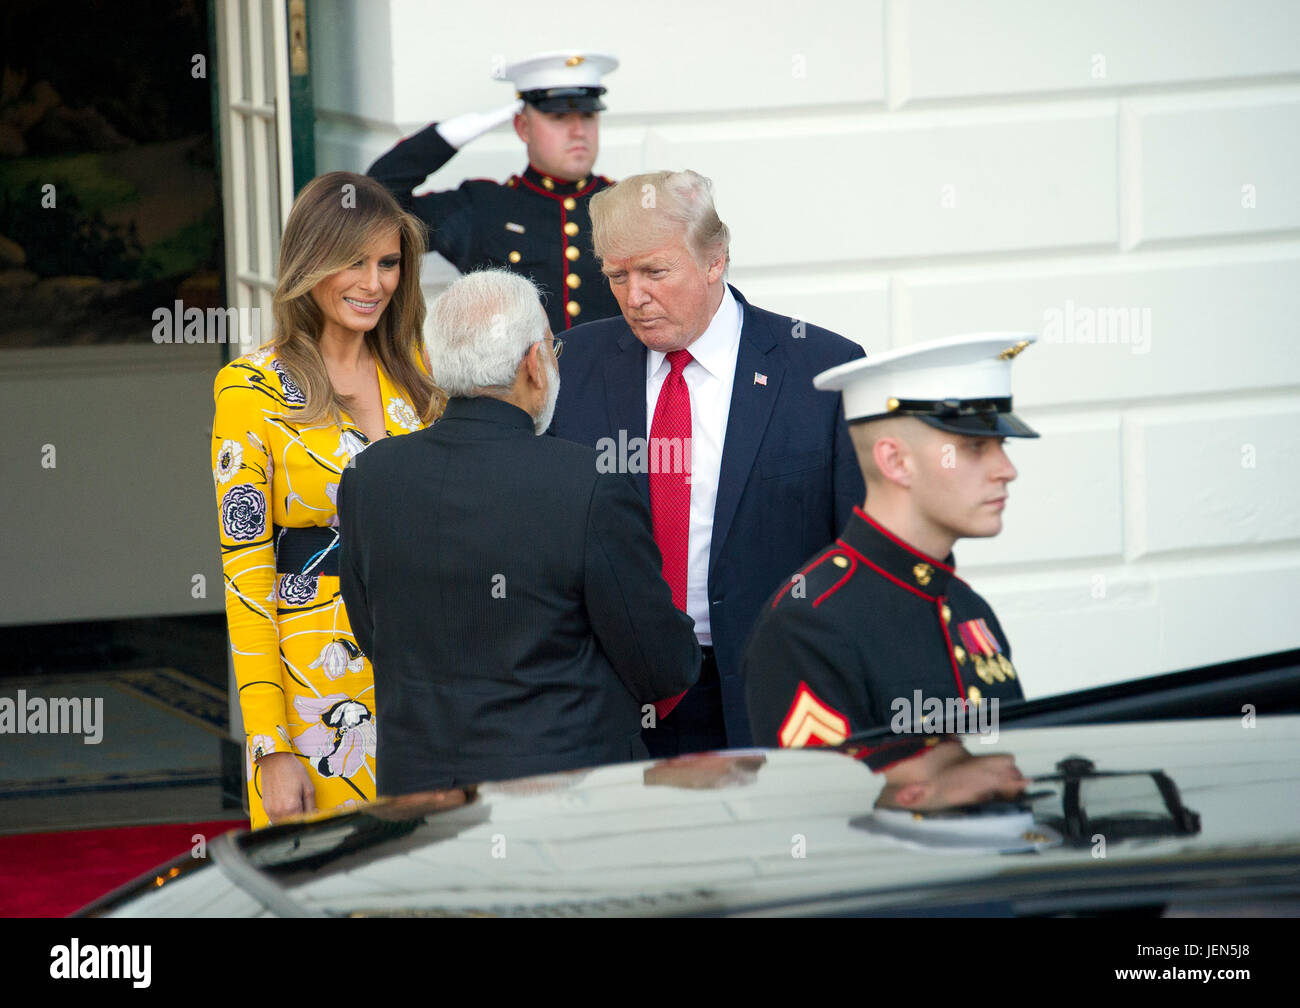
[566,273,581,289]
[567,301,581,317]
[508,251,521,264]
[941,604,951,623]
[832,555,849,568]
[542,177,555,191]
[565,246,580,261]
[564,222,580,236]
[968,685,982,703]
[953,645,966,665]
[578,177,588,188]
[563,197,576,211]
[913,563,932,587]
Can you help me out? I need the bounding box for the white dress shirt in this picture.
[644,285,742,644]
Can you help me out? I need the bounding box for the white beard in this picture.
[534,351,560,435]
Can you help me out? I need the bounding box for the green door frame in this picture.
[286,0,317,195]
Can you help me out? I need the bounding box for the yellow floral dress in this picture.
[212,348,430,829]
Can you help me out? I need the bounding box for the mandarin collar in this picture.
[439,395,535,432]
[838,506,959,599]
[521,164,596,197]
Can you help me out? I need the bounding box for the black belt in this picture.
[275,525,340,577]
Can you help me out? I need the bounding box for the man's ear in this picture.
[513,111,530,145]
[705,252,727,285]
[873,435,912,488]
[523,341,545,387]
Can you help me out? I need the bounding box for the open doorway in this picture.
[0,0,223,350]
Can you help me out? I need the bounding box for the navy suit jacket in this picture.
[550,284,866,746]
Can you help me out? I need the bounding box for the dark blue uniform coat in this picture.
[368,123,619,332]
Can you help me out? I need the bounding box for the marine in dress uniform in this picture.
[367,51,620,333]
[744,333,1040,772]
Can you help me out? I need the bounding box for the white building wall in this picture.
[310,0,1300,696]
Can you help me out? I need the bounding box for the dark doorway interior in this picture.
[0,0,223,348]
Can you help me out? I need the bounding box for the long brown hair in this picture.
[270,171,444,425]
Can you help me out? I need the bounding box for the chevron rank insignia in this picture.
[778,681,849,748]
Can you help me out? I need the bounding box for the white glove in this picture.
[435,100,524,149]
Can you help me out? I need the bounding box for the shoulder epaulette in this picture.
[770,548,858,610]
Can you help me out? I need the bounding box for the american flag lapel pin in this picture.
[754,372,768,386]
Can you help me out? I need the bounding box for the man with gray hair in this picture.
[338,269,699,796]
[551,170,866,756]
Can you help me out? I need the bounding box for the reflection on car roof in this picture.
[226,717,1300,917]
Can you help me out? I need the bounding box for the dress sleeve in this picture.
[742,580,952,772]
[742,590,866,749]
[212,361,289,758]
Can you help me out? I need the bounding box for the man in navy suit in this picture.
[550,169,865,755]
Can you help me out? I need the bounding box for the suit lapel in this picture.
[711,287,784,575]
[606,328,651,503]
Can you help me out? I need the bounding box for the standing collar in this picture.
[439,395,536,432]
[519,165,598,198]
[838,506,959,599]
[646,285,742,382]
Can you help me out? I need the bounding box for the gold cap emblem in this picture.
[565,55,584,67]
[998,339,1030,360]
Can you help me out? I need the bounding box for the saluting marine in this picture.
[744,334,1040,769]
[367,51,620,333]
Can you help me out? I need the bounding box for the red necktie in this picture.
[650,349,693,719]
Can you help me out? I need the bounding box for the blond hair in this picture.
[270,171,444,425]
[849,416,922,485]
[589,169,730,270]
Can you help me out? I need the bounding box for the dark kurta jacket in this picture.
[339,396,700,795]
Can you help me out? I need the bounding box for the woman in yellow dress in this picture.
[212,172,443,828]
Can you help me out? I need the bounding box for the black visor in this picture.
[519,86,607,113]
[854,397,1039,438]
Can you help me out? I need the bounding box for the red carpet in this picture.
[0,819,246,918]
